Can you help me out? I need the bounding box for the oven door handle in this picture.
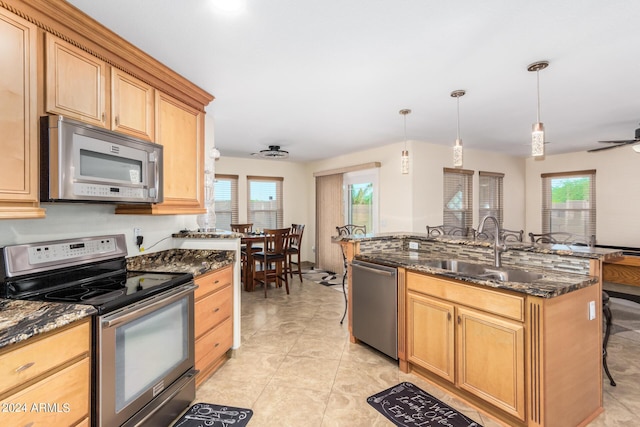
[102,283,197,328]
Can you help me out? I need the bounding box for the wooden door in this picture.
[0,8,44,218]
[315,173,344,273]
[111,68,154,140]
[407,292,455,382]
[45,33,107,127]
[456,306,525,421]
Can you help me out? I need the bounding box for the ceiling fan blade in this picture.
[587,143,633,152]
[597,139,637,144]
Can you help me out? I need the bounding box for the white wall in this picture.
[525,148,640,247]
[307,139,527,239]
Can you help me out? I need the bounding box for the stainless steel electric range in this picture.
[1,234,197,427]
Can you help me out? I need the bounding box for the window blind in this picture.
[541,169,596,237]
[247,176,284,230]
[214,174,238,231]
[443,168,474,229]
[479,171,504,235]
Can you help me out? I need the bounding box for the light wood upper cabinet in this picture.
[111,68,154,141]
[45,33,107,127]
[116,91,205,214]
[0,8,45,219]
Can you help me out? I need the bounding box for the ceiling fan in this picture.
[588,125,640,152]
[251,145,289,159]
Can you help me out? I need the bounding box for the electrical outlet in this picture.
[134,228,142,238]
[409,241,419,250]
[588,300,596,320]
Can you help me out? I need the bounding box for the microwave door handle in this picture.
[153,152,160,201]
[102,283,197,328]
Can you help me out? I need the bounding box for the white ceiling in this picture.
[66,0,640,162]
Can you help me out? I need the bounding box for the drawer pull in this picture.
[213,307,220,313]
[15,362,35,373]
[214,343,220,347]
[23,422,34,427]
[214,280,220,284]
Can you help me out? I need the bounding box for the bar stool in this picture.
[602,291,616,386]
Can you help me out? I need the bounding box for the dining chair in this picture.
[528,232,596,247]
[252,228,291,297]
[475,228,524,242]
[230,223,253,233]
[336,224,366,324]
[426,225,470,238]
[230,223,262,290]
[287,224,305,282]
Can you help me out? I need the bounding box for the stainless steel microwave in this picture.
[40,115,163,204]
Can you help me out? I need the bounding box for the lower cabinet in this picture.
[194,265,234,387]
[0,319,91,427]
[406,272,526,422]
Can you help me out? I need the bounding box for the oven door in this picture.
[96,282,196,427]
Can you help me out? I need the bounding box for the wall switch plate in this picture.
[588,300,596,320]
[409,241,419,250]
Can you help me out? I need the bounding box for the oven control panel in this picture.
[28,238,117,265]
[1,234,127,277]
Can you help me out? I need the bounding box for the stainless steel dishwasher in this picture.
[351,260,398,359]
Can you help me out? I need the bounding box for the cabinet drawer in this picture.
[0,357,90,427]
[195,266,233,300]
[407,272,524,321]
[195,284,232,339]
[195,318,232,372]
[0,321,90,395]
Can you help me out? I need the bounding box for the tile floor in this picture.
[194,278,640,426]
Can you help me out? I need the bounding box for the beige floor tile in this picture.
[250,383,330,426]
[288,333,347,359]
[213,350,285,385]
[270,355,340,392]
[239,328,301,354]
[195,378,266,409]
[321,392,391,427]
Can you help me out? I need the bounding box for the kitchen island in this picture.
[336,232,622,427]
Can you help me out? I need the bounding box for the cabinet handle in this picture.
[447,312,452,321]
[214,280,220,284]
[101,112,105,122]
[213,307,220,313]
[115,116,119,126]
[214,342,220,347]
[15,362,35,373]
[457,315,461,324]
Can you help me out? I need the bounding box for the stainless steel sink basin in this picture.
[423,259,543,283]
[480,268,544,282]
[423,259,486,275]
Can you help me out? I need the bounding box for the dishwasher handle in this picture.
[351,261,396,277]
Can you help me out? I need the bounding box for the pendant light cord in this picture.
[456,96,461,139]
[536,70,541,123]
[403,114,408,150]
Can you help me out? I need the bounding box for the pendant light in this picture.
[399,109,411,174]
[528,60,549,157]
[451,90,465,168]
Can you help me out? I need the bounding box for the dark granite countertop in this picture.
[0,300,96,350]
[172,230,242,239]
[356,250,597,298]
[127,249,236,276]
[334,232,623,261]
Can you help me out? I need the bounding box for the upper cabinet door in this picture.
[0,8,44,218]
[111,68,154,141]
[45,33,107,127]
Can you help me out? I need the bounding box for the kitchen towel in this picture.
[367,382,483,427]
[172,402,253,427]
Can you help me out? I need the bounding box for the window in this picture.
[478,171,504,235]
[247,176,283,230]
[214,174,238,231]
[541,170,596,236]
[443,168,473,229]
[343,169,379,233]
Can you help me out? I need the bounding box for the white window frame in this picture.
[343,168,379,233]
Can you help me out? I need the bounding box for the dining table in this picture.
[241,233,265,292]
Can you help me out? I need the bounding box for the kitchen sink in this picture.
[423,259,487,275]
[480,268,544,283]
[423,259,544,283]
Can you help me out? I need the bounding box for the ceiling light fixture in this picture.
[528,60,549,158]
[252,145,289,159]
[399,109,411,174]
[451,90,466,168]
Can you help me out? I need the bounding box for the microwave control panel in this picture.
[74,183,146,199]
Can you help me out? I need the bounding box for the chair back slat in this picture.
[231,223,253,233]
[336,224,366,236]
[426,225,470,237]
[529,232,596,247]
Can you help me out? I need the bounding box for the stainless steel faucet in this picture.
[477,215,507,267]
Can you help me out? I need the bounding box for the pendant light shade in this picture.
[451,90,465,168]
[528,60,549,157]
[399,109,411,174]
